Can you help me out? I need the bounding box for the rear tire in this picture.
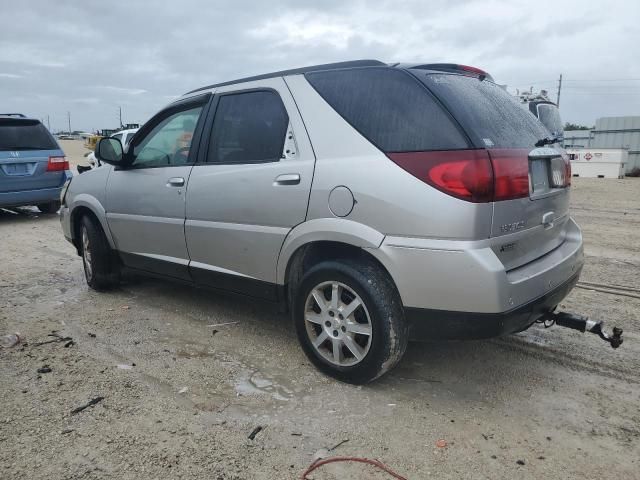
[80,215,119,290]
[293,258,408,384]
[37,201,61,214]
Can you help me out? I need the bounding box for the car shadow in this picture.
[115,274,552,401]
[0,206,57,224]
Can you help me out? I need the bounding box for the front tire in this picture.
[80,215,119,290]
[37,201,61,214]
[293,258,408,384]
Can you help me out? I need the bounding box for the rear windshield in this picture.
[536,103,563,138]
[414,72,550,149]
[306,67,469,152]
[0,119,58,151]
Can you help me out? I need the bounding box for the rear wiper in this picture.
[535,136,561,147]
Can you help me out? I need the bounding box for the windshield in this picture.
[0,119,58,150]
[536,103,564,138]
[413,72,550,149]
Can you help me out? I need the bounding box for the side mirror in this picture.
[96,138,124,166]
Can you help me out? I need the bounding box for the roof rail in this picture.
[0,113,27,118]
[184,59,386,95]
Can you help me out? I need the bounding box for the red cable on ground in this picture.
[300,456,408,480]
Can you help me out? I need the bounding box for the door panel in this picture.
[106,166,193,279]
[185,78,315,295]
[105,103,206,280]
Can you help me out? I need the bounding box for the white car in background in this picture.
[87,128,138,168]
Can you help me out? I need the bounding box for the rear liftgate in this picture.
[537,311,623,349]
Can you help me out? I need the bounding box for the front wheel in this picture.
[293,259,408,384]
[80,215,119,290]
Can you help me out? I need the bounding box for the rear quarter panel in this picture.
[284,75,493,240]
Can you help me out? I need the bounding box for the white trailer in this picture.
[566,148,628,179]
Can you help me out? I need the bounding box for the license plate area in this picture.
[530,158,550,195]
[1,162,36,176]
[529,156,565,198]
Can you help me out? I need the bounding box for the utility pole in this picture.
[556,74,563,107]
[119,106,123,128]
[67,111,71,134]
[46,115,50,131]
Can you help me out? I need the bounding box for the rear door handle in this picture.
[274,173,300,185]
[167,177,185,187]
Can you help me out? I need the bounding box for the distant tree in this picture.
[564,122,593,131]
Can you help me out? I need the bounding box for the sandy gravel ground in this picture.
[58,139,92,168]
[1,177,638,479]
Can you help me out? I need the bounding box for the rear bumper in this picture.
[406,269,581,340]
[0,171,72,208]
[369,217,584,327]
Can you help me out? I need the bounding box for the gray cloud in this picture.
[0,0,638,131]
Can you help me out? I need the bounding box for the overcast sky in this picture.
[1,0,639,132]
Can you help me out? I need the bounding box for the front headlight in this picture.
[60,178,72,205]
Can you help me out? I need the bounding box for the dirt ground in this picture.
[1,173,639,479]
[58,139,92,168]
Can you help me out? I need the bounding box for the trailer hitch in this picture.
[538,311,623,349]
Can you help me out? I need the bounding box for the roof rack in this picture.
[185,59,386,95]
[0,113,27,118]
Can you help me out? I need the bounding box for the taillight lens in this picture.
[488,149,530,201]
[388,150,494,202]
[47,156,69,171]
[564,153,572,186]
[387,149,530,203]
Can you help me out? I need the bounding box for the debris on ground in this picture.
[178,387,188,394]
[70,396,104,415]
[248,426,263,440]
[117,364,134,370]
[517,459,526,465]
[207,321,239,328]
[328,439,349,451]
[1,333,23,348]
[37,366,52,374]
[435,439,448,448]
[301,456,408,480]
[34,332,72,347]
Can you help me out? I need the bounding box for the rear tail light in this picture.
[564,153,572,186]
[47,156,69,172]
[387,149,530,203]
[488,149,530,200]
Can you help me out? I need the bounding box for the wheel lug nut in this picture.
[332,330,338,337]
[329,311,335,317]
[325,321,331,327]
[338,314,344,320]
[341,326,346,332]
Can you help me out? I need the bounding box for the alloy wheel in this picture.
[304,281,373,367]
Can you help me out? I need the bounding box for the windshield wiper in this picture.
[535,136,561,147]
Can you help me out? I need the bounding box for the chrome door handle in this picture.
[167,177,185,187]
[274,173,300,185]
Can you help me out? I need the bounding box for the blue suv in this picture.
[0,114,72,213]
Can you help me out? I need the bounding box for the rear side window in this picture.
[305,67,469,152]
[207,90,289,164]
[415,73,550,148]
[0,119,58,150]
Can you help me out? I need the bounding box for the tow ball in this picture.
[538,311,623,349]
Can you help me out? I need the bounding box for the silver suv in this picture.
[60,60,583,383]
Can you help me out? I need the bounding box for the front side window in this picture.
[207,91,289,164]
[132,107,202,168]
